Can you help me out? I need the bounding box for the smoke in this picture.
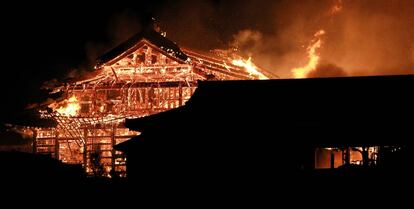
[231,30,264,56]
[155,0,221,50]
[307,62,348,78]
[0,129,32,146]
[85,11,142,67]
[322,0,414,76]
[148,0,414,78]
[50,11,145,83]
[53,0,413,79]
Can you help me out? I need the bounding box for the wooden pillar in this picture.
[179,82,183,106]
[54,130,59,160]
[92,89,97,114]
[330,150,335,169]
[83,128,88,170]
[362,147,369,167]
[32,129,37,154]
[377,146,383,166]
[343,147,351,165]
[111,125,116,175]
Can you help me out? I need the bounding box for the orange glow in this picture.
[35,41,271,177]
[291,30,325,78]
[232,57,268,80]
[330,0,343,16]
[291,0,343,79]
[49,96,81,117]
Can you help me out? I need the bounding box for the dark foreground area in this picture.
[1,76,413,204]
[0,151,412,203]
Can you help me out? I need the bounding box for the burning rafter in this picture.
[31,28,273,177]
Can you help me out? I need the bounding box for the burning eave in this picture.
[182,48,277,80]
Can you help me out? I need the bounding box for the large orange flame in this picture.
[291,0,344,79]
[291,30,326,78]
[49,96,81,117]
[232,57,268,80]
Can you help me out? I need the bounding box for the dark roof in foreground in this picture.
[117,75,414,150]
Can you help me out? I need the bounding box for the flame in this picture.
[232,57,268,80]
[49,96,81,117]
[291,0,344,79]
[291,30,326,78]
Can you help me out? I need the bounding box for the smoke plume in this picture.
[54,0,413,79]
[307,62,348,78]
[231,30,264,56]
[85,11,143,67]
[149,0,414,78]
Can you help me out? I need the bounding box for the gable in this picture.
[95,29,188,69]
[101,40,188,68]
[99,41,206,83]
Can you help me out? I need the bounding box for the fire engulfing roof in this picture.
[94,27,274,80]
[96,28,188,68]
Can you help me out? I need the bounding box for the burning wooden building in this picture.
[29,27,273,177]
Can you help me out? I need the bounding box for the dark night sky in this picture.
[1,0,413,123]
[0,1,166,122]
[0,0,252,122]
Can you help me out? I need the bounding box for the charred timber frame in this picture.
[31,33,271,177]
